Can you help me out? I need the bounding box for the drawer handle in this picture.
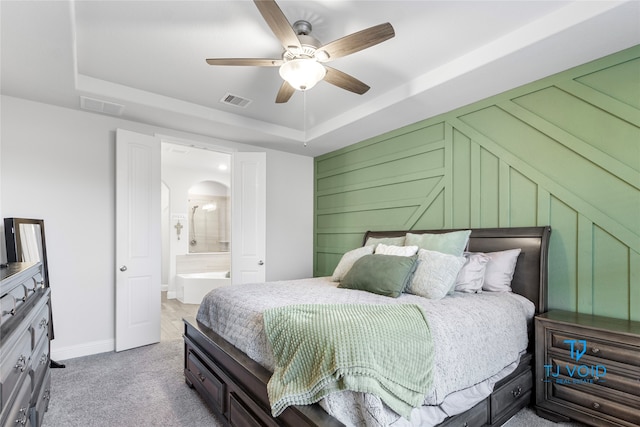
[39,318,48,328]
[198,373,206,383]
[44,389,51,401]
[14,355,27,372]
[2,295,17,316]
[592,402,601,410]
[40,353,48,365]
[15,407,28,425]
[512,385,523,398]
[591,347,600,354]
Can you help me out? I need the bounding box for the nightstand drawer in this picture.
[550,332,640,367]
[549,355,640,398]
[553,382,640,426]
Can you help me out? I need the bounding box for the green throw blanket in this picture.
[263,304,434,419]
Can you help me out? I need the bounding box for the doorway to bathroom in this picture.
[115,130,265,348]
[160,141,231,340]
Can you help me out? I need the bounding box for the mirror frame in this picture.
[4,217,50,288]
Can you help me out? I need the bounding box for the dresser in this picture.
[0,262,51,427]
[535,310,640,427]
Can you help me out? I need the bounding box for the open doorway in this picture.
[160,141,231,341]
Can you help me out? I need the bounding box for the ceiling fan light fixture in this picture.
[279,59,326,91]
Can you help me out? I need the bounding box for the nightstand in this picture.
[535,310,640,427]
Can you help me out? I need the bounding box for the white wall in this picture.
[0,95,314,360]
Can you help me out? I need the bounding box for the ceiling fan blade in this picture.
[253,0,301,52]
[275,81,295,103]
[323,67,370,95]
[206,58,283,67]
[317,23,395,61]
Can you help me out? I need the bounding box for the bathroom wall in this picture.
[188,180,230,254]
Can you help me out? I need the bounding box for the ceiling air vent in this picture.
[220,93,252,108]
[80,96,125,116]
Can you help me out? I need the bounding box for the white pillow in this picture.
[482,248,522,292]
[406,249,466,299]
[332,246,374,282]
[454,252,490,293]
[375,244,419,257]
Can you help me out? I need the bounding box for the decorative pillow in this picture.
[375,243,419,257]
[406,249,466,299]
[331,245,375,282]
[338,254,417,298]
[404,230,471,256]
[454,252,490,293]
[482,248,522,292]
[364,236,406,247]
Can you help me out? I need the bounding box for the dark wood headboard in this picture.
[363,226,551,314]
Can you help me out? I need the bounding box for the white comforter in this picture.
[196,277,534,426]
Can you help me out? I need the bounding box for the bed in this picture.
[183,226,551,427]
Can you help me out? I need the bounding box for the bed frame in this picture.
[183,226,551,427]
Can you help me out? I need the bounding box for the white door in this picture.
[115,129,161,351]
[231,152,266,284]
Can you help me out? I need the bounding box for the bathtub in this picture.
[176,271,231,304]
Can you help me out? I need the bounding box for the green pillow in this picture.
[338,254,417,298]
[405,230,471,256]
[364,236,406,247]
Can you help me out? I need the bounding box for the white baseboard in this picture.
[50,338,114,361]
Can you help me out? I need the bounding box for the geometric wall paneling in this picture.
[574,57,640,110]
[314,45,640,320]
[592,225,631,319]
[547,196,579,311]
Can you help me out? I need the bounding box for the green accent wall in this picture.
[314,45,640,321]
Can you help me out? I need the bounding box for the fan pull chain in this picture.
[303,90,307,147]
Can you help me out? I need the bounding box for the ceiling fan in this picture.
[206,0,395,103]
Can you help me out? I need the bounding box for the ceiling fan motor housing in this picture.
[293,20,312,36]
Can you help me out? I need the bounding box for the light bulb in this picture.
[279,59,326,91]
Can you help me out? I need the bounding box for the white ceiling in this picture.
[2,1,639,157]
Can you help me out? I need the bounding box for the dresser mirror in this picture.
[3,217,61,350]
[4,217,50,288]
